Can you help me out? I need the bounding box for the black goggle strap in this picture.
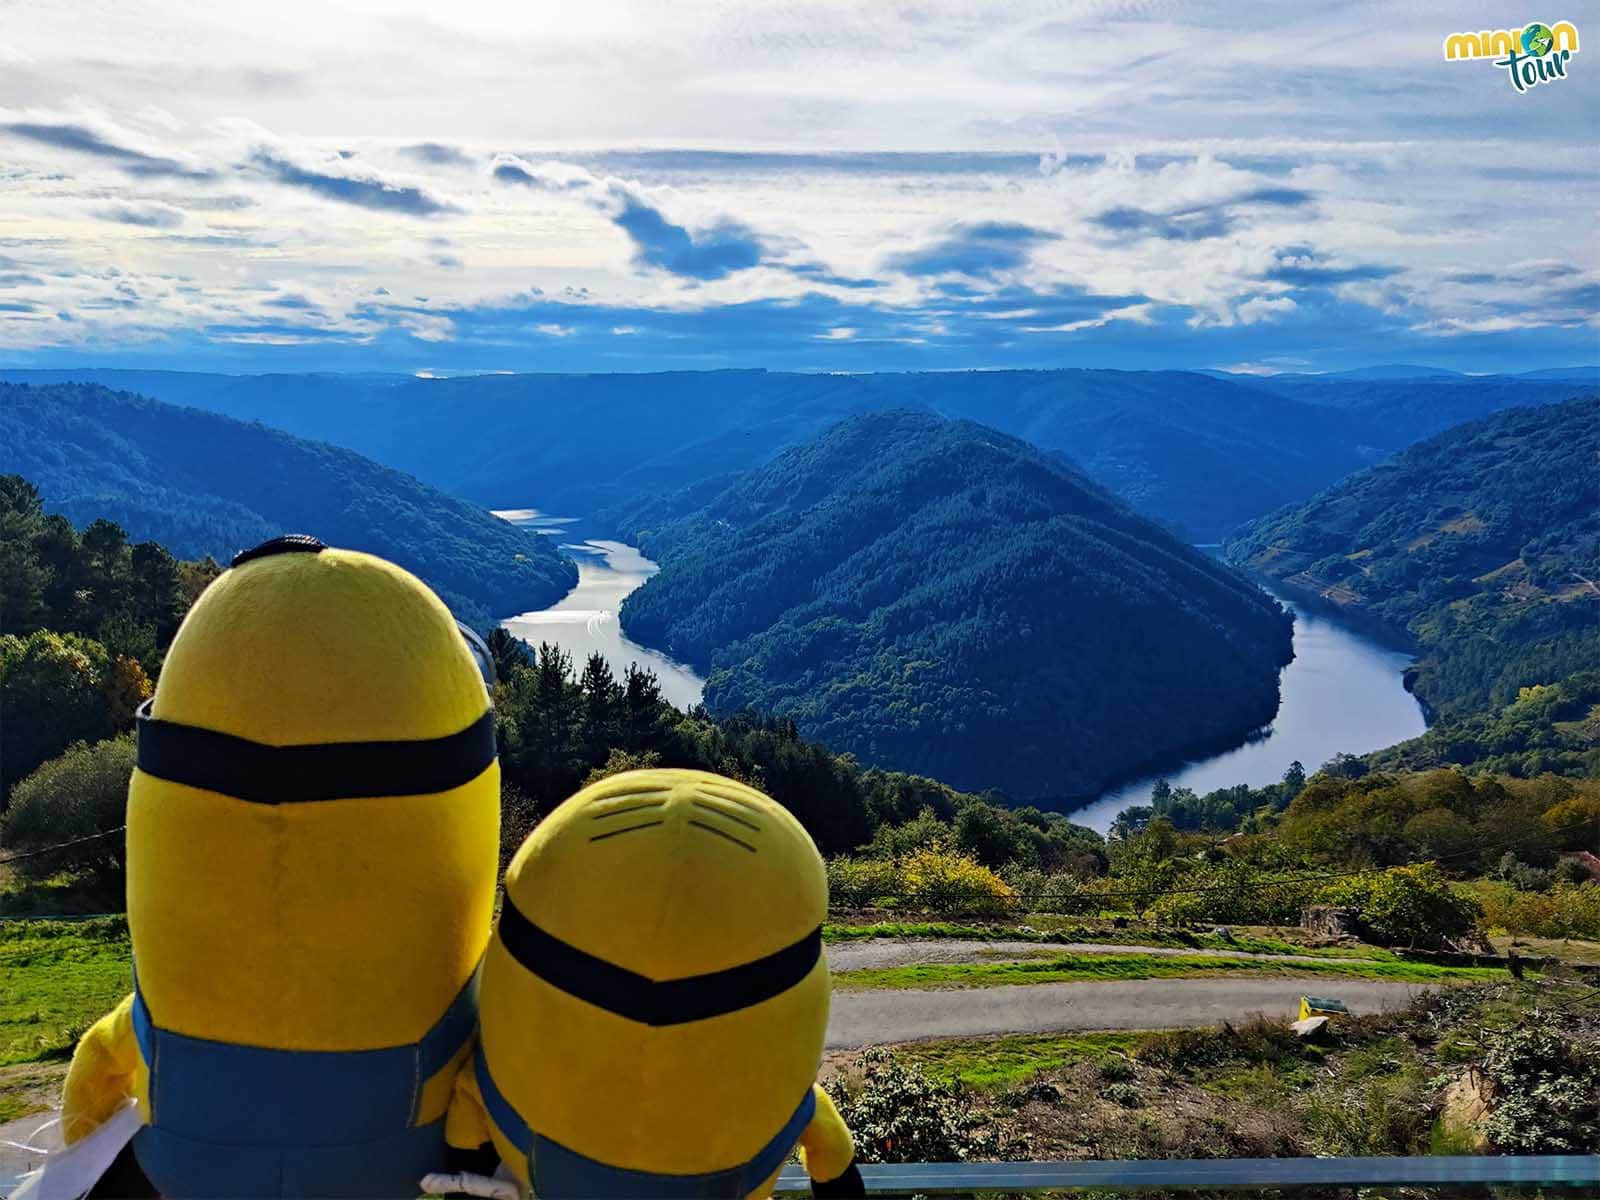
[134,699,496,804]
[496,896,822,1026]
[456,621,497,690]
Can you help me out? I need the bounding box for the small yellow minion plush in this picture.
[60,536,501,1198]
[448,768,864,1198]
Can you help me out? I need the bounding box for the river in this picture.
[1067,578,1428,832]
[495,515,1426,833]
[494,509,706,709]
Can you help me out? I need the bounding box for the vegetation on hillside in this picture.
[832,980,1600,1172]
[0,476,213,796]
[0,384,576,627]
[1227,396,1599,720]
[1367,672,1600,778]
[616,410,1294,799]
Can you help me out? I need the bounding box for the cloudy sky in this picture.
[0,1,1594,374]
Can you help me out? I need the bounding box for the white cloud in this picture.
[0,5,1591,365]
[1237,295,1298,324]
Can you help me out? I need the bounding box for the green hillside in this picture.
[618,410,1294,800]
[1227,397,1599,720]
[0,382,575,627]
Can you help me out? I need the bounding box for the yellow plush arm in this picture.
[444,1061,494,1153]
[797,1085,858,1185]
[61,994,141,1145]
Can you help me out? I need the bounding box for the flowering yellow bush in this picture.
[898,847,1017,917]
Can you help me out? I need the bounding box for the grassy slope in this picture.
[896,1031,1141,1091]
[0,919,130,1068]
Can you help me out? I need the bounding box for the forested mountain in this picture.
[0,382,575,627]
[3,368,1581,542]
[614,410,1295,801]
[1227,397,1599,721]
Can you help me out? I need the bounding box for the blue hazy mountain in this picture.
[615,410,1295,800]
[0,367,1581,542]
[1327,365,1465,379]
[0,381,576,626]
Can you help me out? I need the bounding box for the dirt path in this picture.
[825,977,1430,1049]
[825,938,1372,972]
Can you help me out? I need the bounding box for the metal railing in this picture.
[773,1155,1600,1194]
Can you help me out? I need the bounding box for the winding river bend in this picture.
[494,509,706,710]
[1068,576,1427,831]
[496,514,1425,832]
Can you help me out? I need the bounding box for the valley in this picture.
[498,514,1430,830]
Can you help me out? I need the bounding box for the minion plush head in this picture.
[463,768,862,1198]
[61,536,501,1198]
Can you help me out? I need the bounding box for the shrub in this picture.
[865,808,951,859]
[1096,1054,1133,1082]
[1147,860,1313,927]
[0,631,140,796]
[1316,863,1481,948]
[1472,881,1600,940]
[1553,858,1594,887]
[1303,1069,1434,1156]
[898,847,1016,917]
[998,865,1103,916]
[825,1048,1028,1163]
[1481,1025,1599,1152]
[1134,1015,1303,1075]
[2,735,134,888]
[826,855,901,908]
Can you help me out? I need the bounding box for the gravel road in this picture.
[825,977,1430,1049]
[825,938,1372,972]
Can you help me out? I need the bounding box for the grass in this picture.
[896,1031,1139,1091]
[0,918,132,1067]
[1490,933,1600,965]
[0,1061,70,1122]
[0,865,122,919]
[831,951,1510,990]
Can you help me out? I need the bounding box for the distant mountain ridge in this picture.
[1227,396,1599,720]
[0,381,576,627]
[615,409,1295,800]
[2,367,1583,542]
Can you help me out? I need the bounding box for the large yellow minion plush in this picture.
[448,768,865,1198]
[60,535,501,1198]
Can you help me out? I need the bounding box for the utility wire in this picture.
[0,825,126,865]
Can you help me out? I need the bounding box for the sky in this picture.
[0,0,1595,375]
